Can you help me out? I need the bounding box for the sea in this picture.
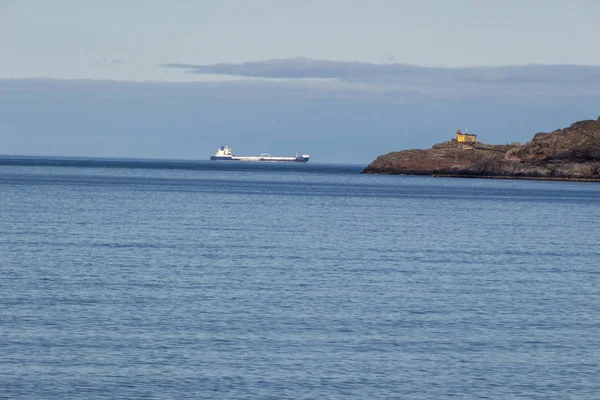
[1,157,599,399]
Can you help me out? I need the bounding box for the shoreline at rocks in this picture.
[434,174,600,182]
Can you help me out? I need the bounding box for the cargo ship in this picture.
[210,145,310,163]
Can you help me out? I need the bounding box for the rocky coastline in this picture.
[362,117,600,181]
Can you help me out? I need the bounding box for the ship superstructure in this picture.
[210,146,309,163]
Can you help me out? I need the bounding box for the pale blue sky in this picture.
[2,1,600,163]
[2,0,600,81]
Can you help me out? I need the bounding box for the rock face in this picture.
[362,117,600,181]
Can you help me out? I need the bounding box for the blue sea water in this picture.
[1,158,599,399]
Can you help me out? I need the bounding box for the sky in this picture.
[2,0,600,163]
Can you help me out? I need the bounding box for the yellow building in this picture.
[455,129,477,143]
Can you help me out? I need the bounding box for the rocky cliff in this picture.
[362,117,600,181]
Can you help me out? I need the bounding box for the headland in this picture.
[362,117,600,181]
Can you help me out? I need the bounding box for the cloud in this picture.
[162,57,600,85]
[93,57,127,65]
[163,57,434,81]
[159,58,600,100]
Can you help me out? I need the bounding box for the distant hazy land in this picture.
[2,63,600,164]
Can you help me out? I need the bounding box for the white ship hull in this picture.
[210,146,309,163]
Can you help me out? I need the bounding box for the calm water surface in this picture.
[1,158,599,399]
